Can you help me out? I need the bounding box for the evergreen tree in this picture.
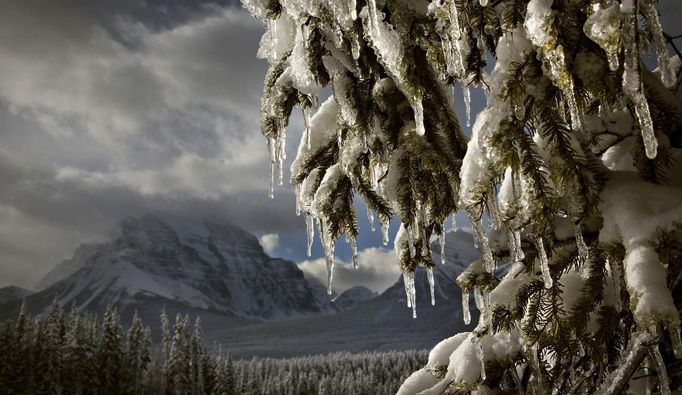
[168,314,192,395]
[0,320,13,391]
[190,317,206,395]
[242,0,682,392]
[46,297,65,394]
[0,303,426,395]
[96,307,125,394]
[126,311,151,394]
[62,310,88,394]
[141,326,154,393]
[160,309,172,394]
[213,352,236,395]
[10,301,31,392]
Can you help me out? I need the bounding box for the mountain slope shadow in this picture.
[206,231,480,357]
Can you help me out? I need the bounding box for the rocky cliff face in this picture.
[204,230,481,357]
[29,215,327,321]
[331,286,377,311]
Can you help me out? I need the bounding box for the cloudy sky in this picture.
[0,0,680,292]
[0,0,404,291]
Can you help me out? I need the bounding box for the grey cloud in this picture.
[0,1,311,288]
[299,248,401,294]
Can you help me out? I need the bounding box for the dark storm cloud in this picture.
[0,0,311,288]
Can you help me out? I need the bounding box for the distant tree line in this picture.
[0,300,426,394]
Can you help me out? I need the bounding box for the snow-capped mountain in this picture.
[1,221,478,358]
[331,286,377,311]
[5,215,327,322]
[205,230,480,357]
[0,286,32,306]
[36,243,100,290]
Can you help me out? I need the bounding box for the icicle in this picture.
[565,81,584,133]
[537,238,553,288]
[302,107,311,149]
[351,237,359,269]
[487,193,501,230]
[381,220,389,246]
[583,4,622,72]
[472,219,495,272]
[427,267,436,306]
[368,0,379,32]
[474,290,484,310]
[669,326,682,359]
[367,206,376,232]
[621,0,658,159]
[350,34,361,60]
[414,96,426,136]
[479,0,488,5]
[443,0,467,80]
[403,271,417,318]
[607,256,623,312]
[483,290,491,327]
[323,236,336,295]
[348,0,357,21]
[575,225,589,262]
[633,92,659,159]
[476,339,487,381]
[650,346,671,395]
[462,85,471,127]
[267,137,276,198]
[447,0,463,41]
[462,289,471,325]
[305,214,315,257]
[441,33,457,77]
[277,130,286,187]
[474,288,490,327]
[621,0,640,97]
[439,231,446,265]
[514,230,525,261]
[508,229,518,262]
[451,214,458,233]
[295,185,302,216]
[641,0,676,87]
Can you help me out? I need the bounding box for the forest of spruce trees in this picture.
[0,300,427,394]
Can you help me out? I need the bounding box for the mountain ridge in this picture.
[3,215,336,323]
[0,217,479,358]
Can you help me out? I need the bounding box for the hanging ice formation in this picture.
[462,289,471,325]
[536,238,552,288]
[620,0,658,159]
[525,0,583,133]
[583,3,622,72]
[427,267,436,306]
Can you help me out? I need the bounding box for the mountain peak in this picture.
[28,214,322,322]
[118,215,180,248]
[331,286,377,311]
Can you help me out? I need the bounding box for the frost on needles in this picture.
[243,0,682,392]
